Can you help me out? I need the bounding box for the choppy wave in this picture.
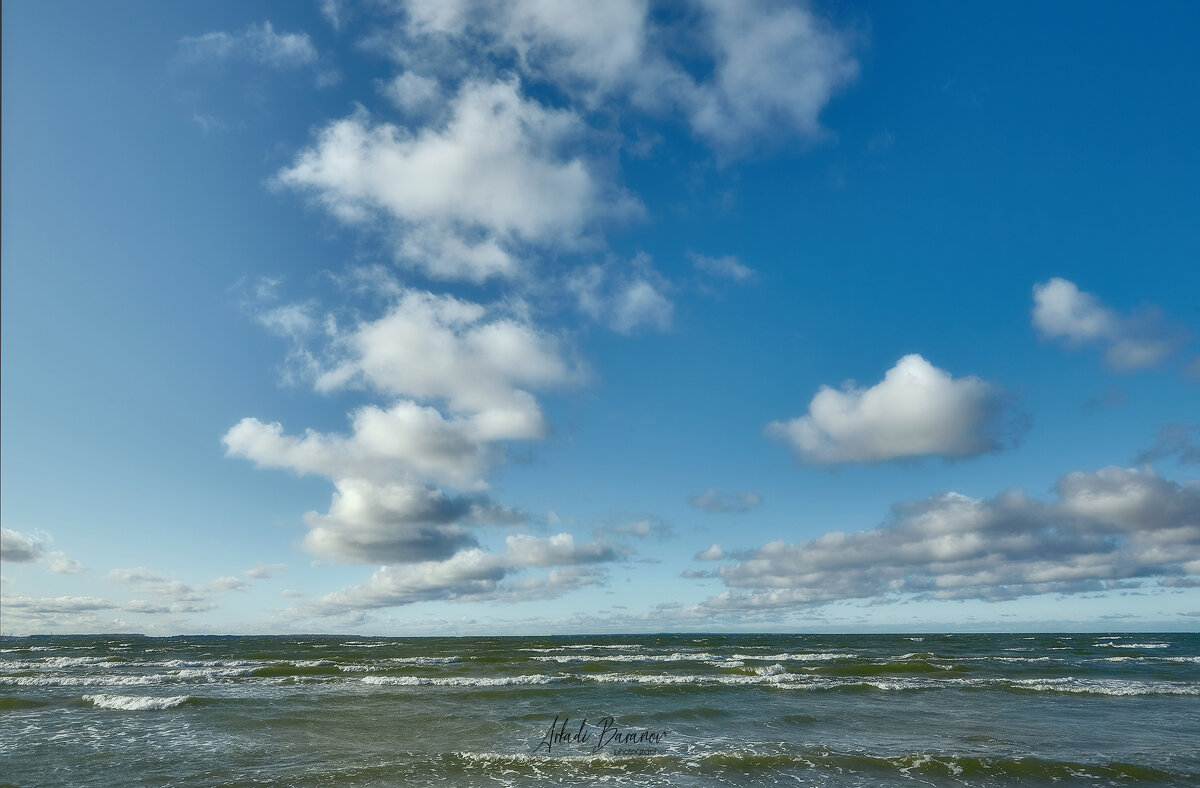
[362,674,562,687]
[422,747,1181,784]
[1,674,163,687]
[729,652,857,661]
[82,694,193,711]
[2,633,1196,787]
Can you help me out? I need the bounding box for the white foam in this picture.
[170,667,258,680]
[531,652,718,664]
[82,694,192,710]
[0,675,161,687]
[583,672,806,687]
[156,659,261,669]
[40,656,116,667]
[730,652,856,662]
[753,664,787,676]
[387,656,462,665]
[362,674,561,687]
[1001,677,1197,696]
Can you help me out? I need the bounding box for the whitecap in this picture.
[82,694,191,710]
[362,674,561,687]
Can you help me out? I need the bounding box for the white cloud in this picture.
[227,285,595,573]
[568,256,673,335]
[257,302,318,339]
[321,0,345,31]
[384,0,859,155]
[684,0,859,153]
[227,287,580,489]
[301,479,520,564]
[178,22,319,70]
[47,551,84,575]
[244,563,288,579]
[3,596,116,613]
[487,0,653,103]
[276,80,638,281]
[1033,278,1187,371]
[106,567,168,584]
[122,600,216,615]
[688,489,762,513]
[698,466,1200,611]
[765,354,1016,465]
[1,528,44,563]
[107,568,209,603]
[309,533,619,613]
[225,403,502,490]
[696,544,726,561]
[600,519,672,540]
[1,529,83,574]
[211,576,249,592]
[381,72,443,114]
[690,253,756,283]
[314,288,578,414]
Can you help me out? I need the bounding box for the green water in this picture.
[1,633,1197,786]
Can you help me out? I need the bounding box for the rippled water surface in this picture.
[1,633,1197,786]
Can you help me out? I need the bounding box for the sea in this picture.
[0,632,1197,787]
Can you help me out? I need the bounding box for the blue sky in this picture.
[2,1,1198,635]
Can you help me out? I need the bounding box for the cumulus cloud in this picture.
[1,529,84,573]
[226,287,580,489]
[276,80,638,281]
[178,21,319,70]
[211,576,249,592]
[381,72,443,115]
[310,533,620,613]
[688,489,762,513]
[567,255,673,335]
[598,518,673,540]
[766,354,1017,465]
[690,253,756,283]
[313,288,578,413]
[384,0,859,155]
[1032,278,1187,371]
[226,282,617,600]
[244,563,288,580]
[1,528,44,563]
[696,544,726,561]
[123,600,216,615]
[2,596,115,613]
[683,0,859,152]
[107,568,209,603]
[47,551,84,575]
[302,479,521,564]
[696,466,1200,612]
[226,404,502,491]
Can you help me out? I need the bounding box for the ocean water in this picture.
[1,633,1197,787]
